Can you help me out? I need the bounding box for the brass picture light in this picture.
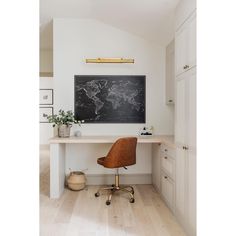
[85,58,134,63]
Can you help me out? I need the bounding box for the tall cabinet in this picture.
[175,68,196,235]
[175,0,196,235]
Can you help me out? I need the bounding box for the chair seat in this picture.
[97,157,106,166]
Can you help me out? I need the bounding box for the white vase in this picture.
[74,130,81,137]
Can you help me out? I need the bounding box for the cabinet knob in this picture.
[164,149,168,152]
[164,176,168,179]
[182,146,185,150]
[185,146,189,150]
[168,99,173,103]
[183,65,189,69]
[164,156,167,159]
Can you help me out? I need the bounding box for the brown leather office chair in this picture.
[95,137,137,205]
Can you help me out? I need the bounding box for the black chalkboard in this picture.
[74,75,146,123]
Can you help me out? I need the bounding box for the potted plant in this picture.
[46,109,82,137]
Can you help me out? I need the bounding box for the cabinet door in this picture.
[175,0,196,30]
[187,12,196,70]
[187,150,196,234]
[175,25,188,76]
[186,69,196,233]
[186,68,196,150]
[175,75,187,145]
[161,173,174,210]
[175,12,196,77]
[166,40,175,104]
[175,147,186,219]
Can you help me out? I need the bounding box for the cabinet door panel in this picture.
[186,69,196,233]
[187,150,196,234]
[161,174,174,210]
[175,0,196,30]
[175,76,186,145]
[175,26,188,76]
[175,11,196,76]
[166,40,175,104]
[187,13,196,69]
[175,147,186,218]
[187,69,196,150]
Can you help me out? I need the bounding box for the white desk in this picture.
[49,135,174,198]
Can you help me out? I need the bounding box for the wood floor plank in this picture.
[40,150,186,236]
[54,190,78,223]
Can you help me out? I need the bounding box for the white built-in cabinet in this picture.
[152,143,176,213]
[175,1,196,234]
[175,11,196,76]
[175,68,196,236]
[166,40,175,104]
[160,144,176,212]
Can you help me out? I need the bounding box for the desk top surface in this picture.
[49,135,175,148]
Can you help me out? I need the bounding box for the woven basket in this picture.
[58,124,71,137]
[67,171,86,191]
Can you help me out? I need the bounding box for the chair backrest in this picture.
[102,137,137,168]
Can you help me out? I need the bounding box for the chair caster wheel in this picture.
[129,198,135,203]
[95,192,100,197]
[106,200,111,205]
[111,184,115,187]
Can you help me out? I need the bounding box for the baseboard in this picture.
[40,144,50,150]
[86,174,152,185]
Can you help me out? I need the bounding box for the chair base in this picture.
[94,174,135,205]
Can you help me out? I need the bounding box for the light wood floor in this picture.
[40,149,186,236]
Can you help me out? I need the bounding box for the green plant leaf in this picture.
[46,109,83,127]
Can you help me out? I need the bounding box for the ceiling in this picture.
[40,0,179,49]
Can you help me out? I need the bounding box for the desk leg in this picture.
[50,143,65,199]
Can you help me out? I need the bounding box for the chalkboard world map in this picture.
[74,75,146,123]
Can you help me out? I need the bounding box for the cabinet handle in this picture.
[164,156,167,159]
[182,146,185,150]
[183,65,189,69]
[164,176,168,179]
[168,99,173,103]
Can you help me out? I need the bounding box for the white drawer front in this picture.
[161,154,174,179]
[161,174,174,210]
[160,144,175,159]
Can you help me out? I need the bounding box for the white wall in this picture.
[40,77,54,145]
[66,143,152,175]
[40,49,53,145]
[53,18,174,135]
[53,18,174,174]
